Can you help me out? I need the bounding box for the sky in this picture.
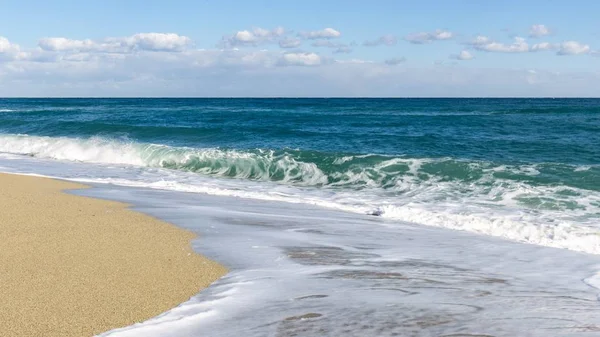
[1,0,600,97]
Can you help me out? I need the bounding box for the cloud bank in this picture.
[0,22,597,97]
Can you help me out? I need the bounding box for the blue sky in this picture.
[1,0,599,96]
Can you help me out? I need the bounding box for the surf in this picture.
[1,133,600,255]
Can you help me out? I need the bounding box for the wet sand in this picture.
[0,173,227,337]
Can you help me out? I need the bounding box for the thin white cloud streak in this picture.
[333,46,352,54]
[363,35,397,46]
[384,57,406,65]
[531,42,557,52]
[470,35,590,55]
[278,37,302,48]
[223,27,285,47]
[311,40,342,48]
[335,59,374,64]
[310,40,353,54]
[299,28,341,39]
[279,52,323,66]
[471,36,529,53]
[405,30,453,44]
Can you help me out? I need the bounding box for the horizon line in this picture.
[1,96,599,99]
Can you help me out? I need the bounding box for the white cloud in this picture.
[0,37,25,61]
[310,40,353,54]
[61,53,97,62]
[363,35,397,46]
[451,50,474,60]
[311,40,339,48]
[557,41,590,55]
[223,27,285,47]
[39,37,95,52]
[470,36,590,56]
[471,36,529,53]
[529,24,551,38]
[233,30,256,43]
[405,29,453,44]
[279,52,322,66]
[311,41,348,48]
[531,42,557,52]
[253,28,272,38]
[278,37,301,48]
[2,50,600,97]
[0,37,19,53]
[128,33,191,52]
[335,59,374,64]
[16,50,59,63]
[384,57,406,65]
[471,36,491,45]
[299,28,341,39]
[272,27,286,37]
[0,37,11,52]
[4,29,600,97]
[38,33,192,53]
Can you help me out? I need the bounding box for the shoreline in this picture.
[0,173,227,337]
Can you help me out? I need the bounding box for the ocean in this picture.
[1,98,599,336]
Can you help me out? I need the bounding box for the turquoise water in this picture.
[1,98,599,252]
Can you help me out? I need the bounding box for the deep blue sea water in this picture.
[1,98,600,336]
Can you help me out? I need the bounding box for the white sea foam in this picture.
[0,134,599,255]
[83,184,600,337]
[4,159,600,256]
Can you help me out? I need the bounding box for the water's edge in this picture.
[84,182,600,337]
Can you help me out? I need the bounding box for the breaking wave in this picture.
[1,133,600,254]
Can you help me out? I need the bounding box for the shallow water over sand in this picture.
[78,185,600,337]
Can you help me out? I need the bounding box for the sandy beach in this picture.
[0,173,227,337]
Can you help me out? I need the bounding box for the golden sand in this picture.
[0,173,227,337]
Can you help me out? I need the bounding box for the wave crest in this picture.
[0,134,598,192]
[0,135,332,185]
